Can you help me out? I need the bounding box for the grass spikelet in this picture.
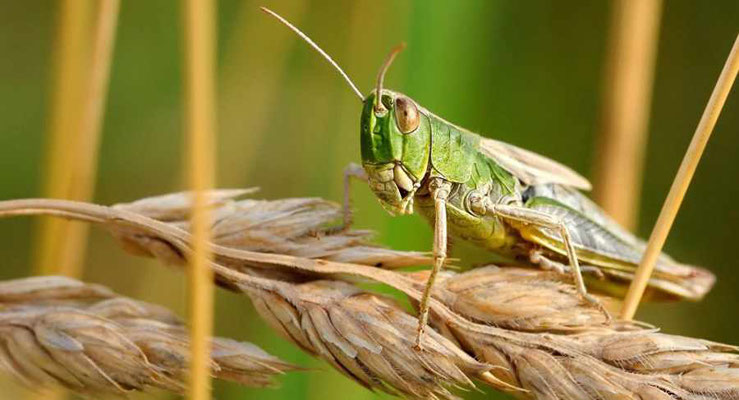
[0,193,736,399]
[112,189,430,269]
[0,276,296,395]
[244,278,486,400]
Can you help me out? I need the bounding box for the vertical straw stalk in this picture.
[621,35,739,320]
[31,1,119,398]
[70,0,120,229]
[33,0,92,277]
[183,0,217,399]
[594,0,662,230]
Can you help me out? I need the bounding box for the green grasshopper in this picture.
[262,8,715,349]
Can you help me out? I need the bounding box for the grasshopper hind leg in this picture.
[491,204,611,319]
[529,250,605,280]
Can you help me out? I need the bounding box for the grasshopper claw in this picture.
[413,325,426,352]
[582,293,612,323]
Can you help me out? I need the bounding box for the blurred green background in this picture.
[0,1,737,399]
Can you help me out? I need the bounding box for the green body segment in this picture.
[428,116,518,194]
[413,185,519,256]
[360,89,714,301]
[428,116,478,183]
[360,90,525,256]
[416,113,522,255]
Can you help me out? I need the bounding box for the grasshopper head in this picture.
[360,89,431,215]
[259,9,430,214]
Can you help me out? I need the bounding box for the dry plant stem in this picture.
[183,0,217,398]
[31,3,101,399]
[64,0,120,259]
[594,0,662,230]
[0,199,565,355]
[35,0,119,279]
[34,0,91,277]
[113,191,429,268]
[621,34,739,320]
[0,198,737,399]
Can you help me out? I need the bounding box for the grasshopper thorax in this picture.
[360,90,431,215]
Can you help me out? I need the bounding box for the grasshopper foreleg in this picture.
[341,163,368,230]
[491,204,609,317]
[414,177,451,351]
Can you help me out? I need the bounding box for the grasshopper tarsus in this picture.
[590,296,613,324]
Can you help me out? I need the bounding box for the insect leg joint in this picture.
[464,190,488,217]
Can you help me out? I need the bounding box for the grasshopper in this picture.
[262,8,715,349]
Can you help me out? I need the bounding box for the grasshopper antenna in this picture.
[260,7,364,101]
[374,43,406,114]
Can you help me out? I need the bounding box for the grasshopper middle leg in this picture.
[414,177,451,351]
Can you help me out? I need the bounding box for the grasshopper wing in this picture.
[479,138,592,190]
[515,186,715,301]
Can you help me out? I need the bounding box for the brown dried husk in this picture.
[0,276,297,395]
[113,189,430,269]
[0,190,736,399]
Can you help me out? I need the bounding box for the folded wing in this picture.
[479,138,592,190]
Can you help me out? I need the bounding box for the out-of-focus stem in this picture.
[69,0,120,240]
[31,1,118,398]
[183,0,217,399]
[594,0,663,230]
[33,0,92,277]
[621,35,739,320]
[31,2,119,397]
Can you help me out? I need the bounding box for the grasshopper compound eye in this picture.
[394,96,420,134]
